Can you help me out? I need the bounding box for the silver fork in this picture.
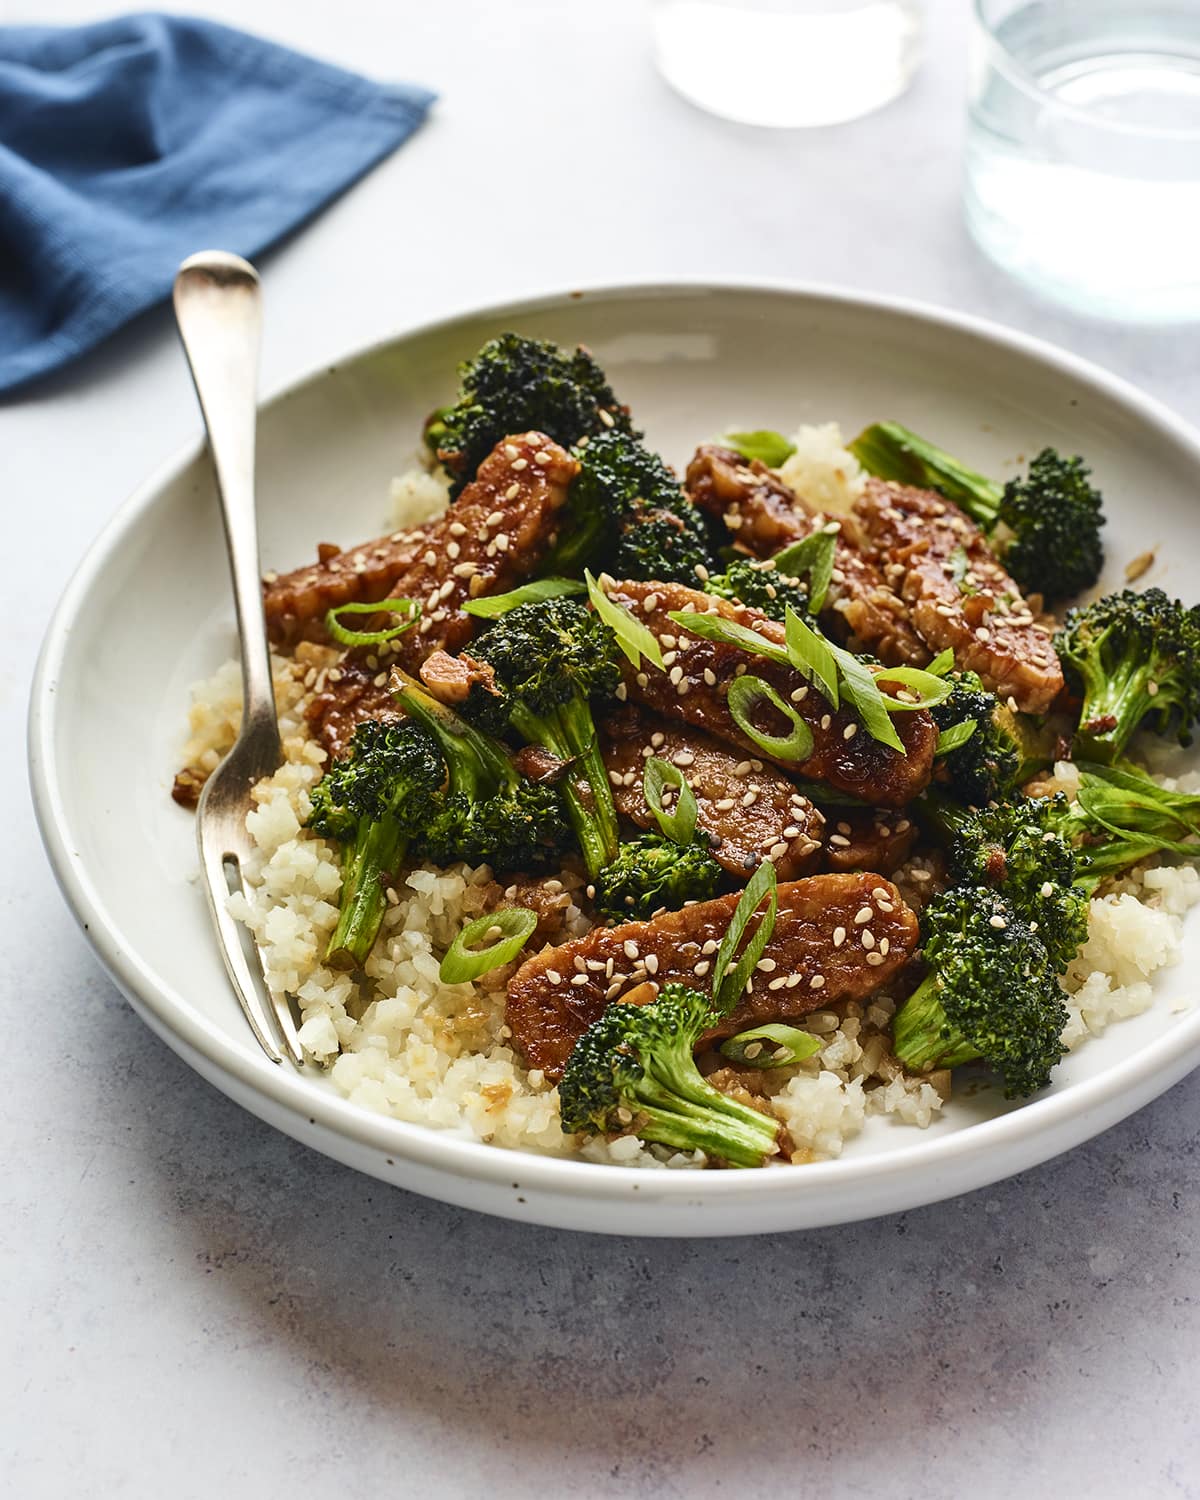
[174,251,304,1067]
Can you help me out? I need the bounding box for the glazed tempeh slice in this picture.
[263,432,577,650]
[506,873,918,1079]
[818,806,919,876]
[606,579,937,807]
[599,706,825,881]
[686,445,928,667]
[853,478,1065,714]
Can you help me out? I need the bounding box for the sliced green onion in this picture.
[727,674,814,763]
[712,860,778,1014]
[463,577,586,618]
[935,720,978,755]
[772,530,837,614]
[875,665,955,712]
[722,429,797,469]
[668,609,792,667]
[720,1023,822,1068]
[324,597,421,648]
[926,648,956,677]
[783,607,840,706]
[439,907,538,984]
[826,640,905,752]
[644,757,699,845]
[586,571,666,671]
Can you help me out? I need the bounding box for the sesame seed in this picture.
[770,842,788,859]
[790,686,808,703]
[829,834,850,847]
[989,914,1007,929]
[599,407,615,428]
[1148,680,1159,697]
[511,457,528,471]
[742,790,758,807]
[843,723,858,741]
[872,887,890,901]
[861,929,875,948]
[624,940,639,961]
[636,672,649,689]
[1041,881,1054,898]
[669,665,683,685]
[855,906,873,924]
[703,668,717,687]
[676,681,690,696]
[768,976,788,991]
[423,549,438,567]
[673,750,695,767]
[975,627,991,642]
[757,957,777,973]
[693,960,710,977]
[662,650,678,667]
[694,564,710,582]
[866,952,885,966]
[504,483,520,501]
[614,682,628,701]
[810,975,825,989]
[783,825,801,838]
[820,715,832,731]
[449,521,467,537]
[495,534,510,553]
[650,732,665,748]
[734,761,752,777]
[571,974,589,987]
[879,938,889,955]
[446,541,461,560]
[701,939,719,955]
[743,1040,763,1059]
[643,592,661,613]
[833,926,846,947]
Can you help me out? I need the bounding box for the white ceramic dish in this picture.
[30,282,1200,1236]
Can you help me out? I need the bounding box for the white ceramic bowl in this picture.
[30,282,1200,1235]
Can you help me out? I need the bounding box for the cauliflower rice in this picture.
[179,437,1200,1167]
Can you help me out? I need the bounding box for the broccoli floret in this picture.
[850,422,1105,603]
[466,598,622,880]
[547,429,716,583]
[1055,588,1200,764]
[891,886,1068,1098]
[593,832,723,920]
[426,334,634,495]
[558,982,782,1167]
[931,669,1057,805]
[707,557,810,622]
[941,796,1089,970]
[393,672,568,872]
[307,719,445,968]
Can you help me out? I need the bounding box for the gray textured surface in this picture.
[3,1,1198,1493]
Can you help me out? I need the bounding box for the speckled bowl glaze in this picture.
[29,282,1200,1234]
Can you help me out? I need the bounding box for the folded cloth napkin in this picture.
[0,13,434,394]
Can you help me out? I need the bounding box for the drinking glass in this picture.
[652,0,924,128]
[965,0,1200,322]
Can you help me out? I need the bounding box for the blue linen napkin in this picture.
[0,13,434,394]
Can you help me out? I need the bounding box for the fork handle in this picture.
[173,252,278,738]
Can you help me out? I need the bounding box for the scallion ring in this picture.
[875,665,955,712]
[935,720,978,755]
[720,1023,822,1069]
[643,756,699,845]
[325,597,421,648]
[439,907,538,984]
[727,674,814,763]
[586,570,665,671]
[712,859,779,1013]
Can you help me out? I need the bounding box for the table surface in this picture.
[5,1,1198,1494]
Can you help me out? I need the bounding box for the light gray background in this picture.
[3,1,1197,1494]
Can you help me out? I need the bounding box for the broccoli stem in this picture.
[393,671,510,796]
[510,698,620,879]
[891,974,984,1074]
[1073,661,1157,765]
[326,819,407,969]
[630,1075,782,1169]
[850,422,1003,531]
